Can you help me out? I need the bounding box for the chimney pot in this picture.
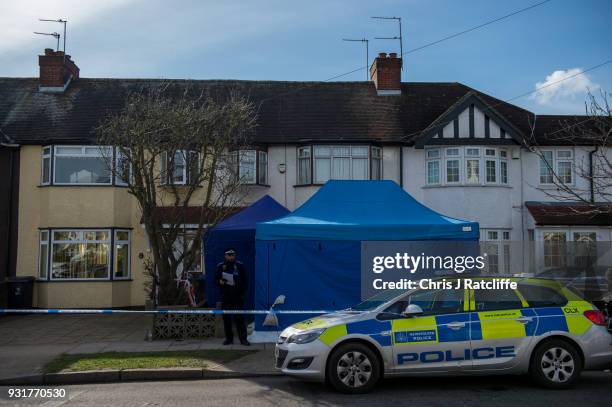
[378,52,387,58]
[389,52,397,59]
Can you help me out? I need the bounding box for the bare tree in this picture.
[526,90,612,217]
[95,82,257,305]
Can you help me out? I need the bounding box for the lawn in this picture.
[44,350,253,373]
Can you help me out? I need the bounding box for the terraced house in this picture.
[1,49,610,309]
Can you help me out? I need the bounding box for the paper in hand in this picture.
[222,271,235,286]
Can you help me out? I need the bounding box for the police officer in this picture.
[216,248,249,346]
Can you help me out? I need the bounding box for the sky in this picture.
[1,0,610,114]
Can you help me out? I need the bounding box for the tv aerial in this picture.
[371,16,403,68]
[342,38,369,80]
[36,18,68,55]
[33,31,60,51]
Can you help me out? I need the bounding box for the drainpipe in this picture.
[589,146,598,203]
[399,145,404,189]
[2,143,19,279]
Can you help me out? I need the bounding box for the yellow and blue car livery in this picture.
[275,278,612,390]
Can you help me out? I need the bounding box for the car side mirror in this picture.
[402,304,423,317]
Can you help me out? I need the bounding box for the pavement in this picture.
[1,372,611,406]
[0,314,278,383]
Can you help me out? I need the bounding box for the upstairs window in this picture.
[298,147,312,185]
[41,146,129,187]
[229,149,268,185]
[53,146,112,185]
[41,147,51,185]
[426,146,509,186]
[539,149,573,185]
[161,150,200,185]
[297,145,382,185]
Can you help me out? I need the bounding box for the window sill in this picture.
[37,279,133,283]
[293,183,325,188]
[423,184,512,189]
[38,184,128,188]
[240,183,270,187]
[537,184,574,190]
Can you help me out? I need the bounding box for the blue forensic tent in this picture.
[203,195,289,310]
[253,180,479,334]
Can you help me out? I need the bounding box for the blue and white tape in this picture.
[0,308,332,315]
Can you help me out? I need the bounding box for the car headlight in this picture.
[287,328,325,344]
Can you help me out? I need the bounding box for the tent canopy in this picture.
[252,181,479,339]
[203,195,289,308]
[257,180,478,241]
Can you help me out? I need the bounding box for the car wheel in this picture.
[327,342,380,394]
[530,339,582,389]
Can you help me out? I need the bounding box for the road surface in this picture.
[1,371,611,406]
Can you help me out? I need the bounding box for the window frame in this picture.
[481,228,511,274]
[425,146,510,187]
[161,149,203,186]
[41,146,52,185]
[38,230,49,280]
[296,144,382,186]
[52,145,114,186]
[43,145,129,187]
[229,148,268,186]
[113,229,131,280]
[38,227,132,282]
[538,149,574,186]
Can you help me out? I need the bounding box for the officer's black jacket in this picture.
[215,260,247,301]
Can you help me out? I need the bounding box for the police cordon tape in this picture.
[0,308,331,315]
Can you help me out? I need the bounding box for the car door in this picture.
[389,287,471,373]
[468,287,537,371]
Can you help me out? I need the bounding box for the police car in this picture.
[275,278,612,393]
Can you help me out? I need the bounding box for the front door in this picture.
[389,287,471,373]
[468,288,536,371]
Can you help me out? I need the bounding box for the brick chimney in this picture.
[369,52,402,96]
[38,48,79,92]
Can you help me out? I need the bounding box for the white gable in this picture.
[431,104,507,139]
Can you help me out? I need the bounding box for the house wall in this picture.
[16,145,149,308]
[14,143,612,308]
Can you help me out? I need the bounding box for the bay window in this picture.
[41,145,130,186]
[51,230,111,280]
[539,149,573,185]
[425,146,509,186]
[297,145,382,185]
[38,228,131,281]
[53,146,112,185]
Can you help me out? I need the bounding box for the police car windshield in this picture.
[350,290,405,311]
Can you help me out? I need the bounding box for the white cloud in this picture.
[530,68,599,106]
